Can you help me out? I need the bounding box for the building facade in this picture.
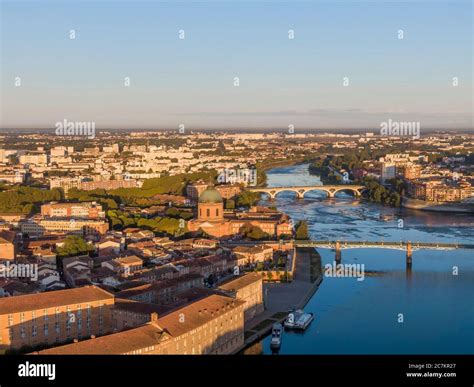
[41,202,105,219]
[0,231,16,261]
[36,294,245,355]
[218,273,264,322]
[21,216,109,237]
[0,286,115,351]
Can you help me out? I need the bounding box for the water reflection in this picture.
[251,164,474,354]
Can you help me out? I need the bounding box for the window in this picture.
[55,308,60,319]
[31,311,36,322]
[43,309,48,321]
[20,327,25,339]
[9,328,13,340]
[206,209,210,217]
[32,325,37,337]
[20,313,25,323]
[55,322,60,334]
[216,209,219,217]
[7,314,13,326]
[44,324,49,336]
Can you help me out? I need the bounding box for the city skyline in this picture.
[0,1,473,382]
[1,0,472,129]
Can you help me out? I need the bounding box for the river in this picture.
[251,163,474,354]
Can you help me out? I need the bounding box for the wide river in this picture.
[252,163,474,354]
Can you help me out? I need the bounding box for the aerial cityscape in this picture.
[0,0,472,384]
[0,129,473,357]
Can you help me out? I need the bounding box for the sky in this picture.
[0,0,472,130]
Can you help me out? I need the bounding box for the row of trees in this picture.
[107,210,187,236]
[0,186,63,214]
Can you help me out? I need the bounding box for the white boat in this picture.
[270,323,283,350]
[284,310,314,330]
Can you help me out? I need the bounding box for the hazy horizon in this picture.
[1,0,472,130]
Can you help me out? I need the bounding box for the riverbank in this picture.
[259,157,313,173]
[237,247,323,353]
[401,196,474,214]
[249,162,474,354]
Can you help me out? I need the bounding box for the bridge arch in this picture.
[249,185,368,199]
[331,187,362,198]
[272,189,302,199]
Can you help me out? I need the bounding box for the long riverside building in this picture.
[0,286,115,351]
[35,294,245,355]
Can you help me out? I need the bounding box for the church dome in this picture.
[199,185,223,203]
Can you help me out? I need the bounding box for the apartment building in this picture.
[21,216,109,237]
[115,273,204,304]
[0,286,115,351]
[36,294,245,355]
[233,245,273,265]
[407,180,473,202]
[41,202,105,219]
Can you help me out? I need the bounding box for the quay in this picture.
[234,247,323,353]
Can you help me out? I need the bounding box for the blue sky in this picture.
[1,0,472,129]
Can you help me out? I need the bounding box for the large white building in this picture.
[381,162,396,182]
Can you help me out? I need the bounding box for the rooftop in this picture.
[36,322,169,355]
[218,272,262,292]
[156,294,245,337]
[0,285,114,315]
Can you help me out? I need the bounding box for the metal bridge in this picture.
[293,240,474,251]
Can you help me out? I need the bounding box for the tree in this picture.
[236,191,260,208]
[295,220,309,240]
[255,262,264,271]
[225,199,235,210]
[57,235,93,258]
[239,224,269,240]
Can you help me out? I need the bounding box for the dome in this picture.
[199,185,223,203]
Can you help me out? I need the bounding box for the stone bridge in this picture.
[248,185,367,199]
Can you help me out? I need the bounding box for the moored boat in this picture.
[270,323,283,350]
[284,310,314,330]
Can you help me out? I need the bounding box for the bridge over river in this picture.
[223,239,474,268]
[248,185,367,199]
[294,240,474,250]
